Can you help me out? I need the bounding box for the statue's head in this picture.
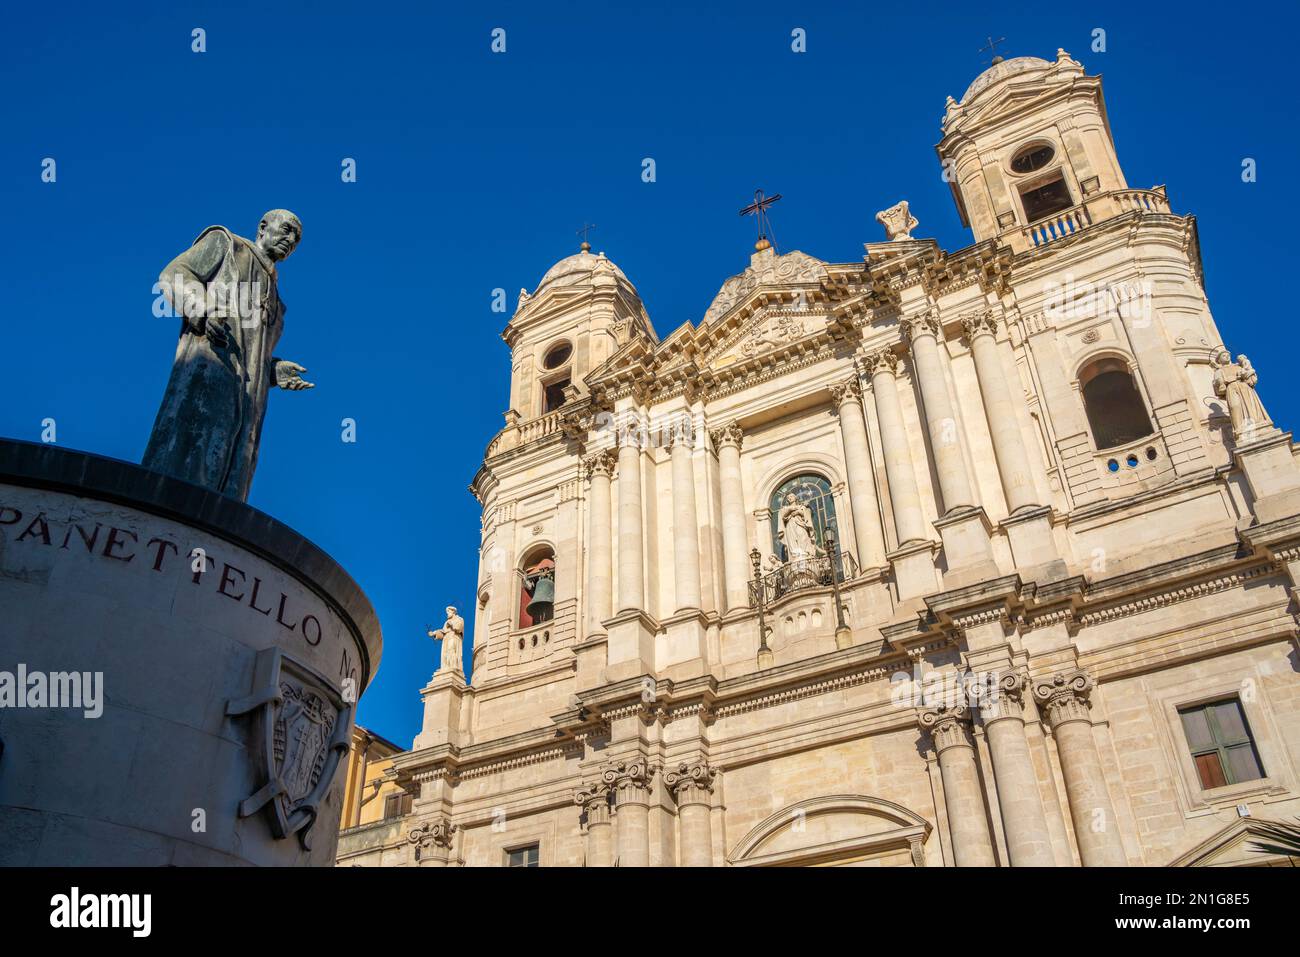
[256,209,302,262]
[445,605,457,617]
[1212,346,1231,367]
[784,492,797,504]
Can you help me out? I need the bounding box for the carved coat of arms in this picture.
[226,647,353,850]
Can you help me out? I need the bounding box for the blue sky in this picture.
[2,1,1295,746]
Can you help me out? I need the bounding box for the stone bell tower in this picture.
[937,48,1133,246]
[501,241,655,425]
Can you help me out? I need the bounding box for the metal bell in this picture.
[526,572,555,622]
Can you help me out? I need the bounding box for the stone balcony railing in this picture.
[749,550,860,608]
[485,407,568,458]
[1014,186,1170,251]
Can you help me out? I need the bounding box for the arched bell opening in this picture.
[517,546,555,628]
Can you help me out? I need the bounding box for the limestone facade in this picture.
[337,50,1300,867]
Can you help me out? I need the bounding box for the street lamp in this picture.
[750,547,774,668]
[823,526,852,650]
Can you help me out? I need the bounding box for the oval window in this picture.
[543,343,572,369]
[1011,144,1055,174]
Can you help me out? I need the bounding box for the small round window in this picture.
[1011,144,1055,174]
[543,342,572,369]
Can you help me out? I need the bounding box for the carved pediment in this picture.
[702,249,829,326]
[706,310,821,370]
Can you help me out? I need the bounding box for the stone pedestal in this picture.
[413,670,469,750]
[933,507,1000,587]
[1235,431,1300,524]
[604,608,658,682]
[0,439,382,866]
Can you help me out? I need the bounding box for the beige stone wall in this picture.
[346,49,1300,868]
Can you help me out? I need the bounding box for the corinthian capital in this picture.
[601,758,654,805]
[829,377,863,407]
[1032,668,1095,729]
[574,780,613,824]
[407,816,456,850]
[862,347,900,378]
[665,761,717,805]
[900,310,942,343]
[917,704,974,753]
[960,309,999,341]
[582,449,616,480]
[709,422,744,451]
[976,669,1028,724]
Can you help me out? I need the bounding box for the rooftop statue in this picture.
[142,209,314,501]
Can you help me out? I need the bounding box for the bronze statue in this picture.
[142,209,314,500]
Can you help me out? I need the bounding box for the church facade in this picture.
[338,49,1300,867]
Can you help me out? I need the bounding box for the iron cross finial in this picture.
[979,35,1006,64]
[739,188,782,252]
[576,222,596,251]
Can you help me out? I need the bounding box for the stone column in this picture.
[574,781,614,867]
[408,817,455,868]
[979,671,1056,866]
[918,705,996,867]
[712,424,750,613]
[605,759,652,867]
[670,423,703,613]
[1033,669,1126,866]
[584,450,615,638]
[864,348,928,544]
[616,433,644,613]
[830,378,886,567]
[901,312,975,513]
[962,311,1038,514]
[666,761,716,867]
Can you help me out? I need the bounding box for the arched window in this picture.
[1079,358,1155,450]
[540,342,572,414]
[769,474,837,561]
[517,546,555,627]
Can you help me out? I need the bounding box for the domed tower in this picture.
[462,243,653,707]
[501,243,655,426]
[937,49,1133,246]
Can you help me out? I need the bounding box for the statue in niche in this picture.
[434,606,465,676]
[778,492,822,589]
[142,209,315,502]
[1212,347,1271,441]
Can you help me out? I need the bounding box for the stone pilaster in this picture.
[712,423,751,613]
[583,450,616,639]
[574,780,614,867]
[864,348,937,598]
[665,761,717,867]
[670,422,703,613]
[961,311,1039,515]
[901,311,976,514]
[830,377,887,568]
[616,432,644,613]
[603,758,654,867]
[917,704,996,867]
[977,669,1056,866]
[1033,668,1126,866]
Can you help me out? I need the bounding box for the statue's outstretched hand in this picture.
[275,360,315,391]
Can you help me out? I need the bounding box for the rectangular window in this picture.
[543,378,569,414]
[1019,175,1074,222]
[1178,698,1265,790]
[506,843,540,867]
[383,792,413,820]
